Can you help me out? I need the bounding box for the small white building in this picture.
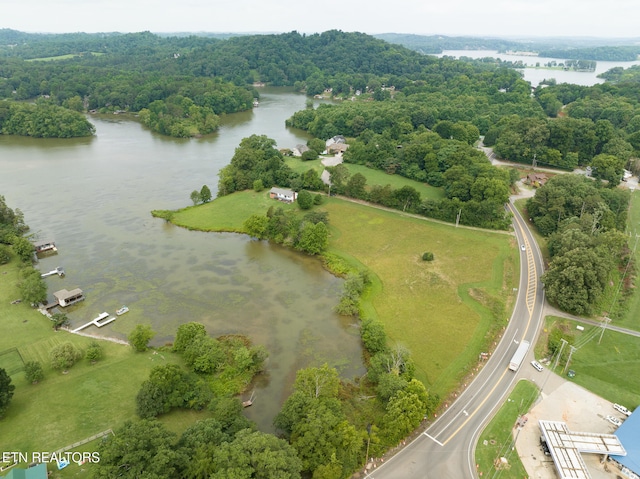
[269,187,297,203]
[53,288,85,307]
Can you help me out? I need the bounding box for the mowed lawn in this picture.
[620,189,640,331]
[544,317,640,408]
[475,380,539,479]
[163,189,298,232]
[165,192,518,399]
[0,262,190,455]
[323,198,517,397]
[284,156,445,200]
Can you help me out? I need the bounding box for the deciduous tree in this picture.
[200,185,212,203]
[94,420,186,479]
[173,322,207,353]
[24,361,44,384]
[85,341,104,363]
[0,368,15,418]
[19,269,47,304]
[128,324,156,352]
[49,342,82,372]
[297,190,313,210]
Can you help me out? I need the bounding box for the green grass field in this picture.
[0,348,25,376]
[542,316,640,409]
[476,380,539,479]
[323,198,517,397]
[26,52,103,62]
[619,190,640,331]
[159,189,298,232]
[0,261,198,459]
[165,191,519,399]
[284,156,445,200]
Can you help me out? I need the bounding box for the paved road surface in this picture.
[366,201,546,479]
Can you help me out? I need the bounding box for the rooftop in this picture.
[611,408,640,475]
[539,419,626,479]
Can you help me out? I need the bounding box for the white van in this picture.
[613,403,631,416]
[531,360,544,372]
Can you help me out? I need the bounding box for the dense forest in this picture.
[527,175,630,316]
[537,46,640,62]
[4,29,640,477]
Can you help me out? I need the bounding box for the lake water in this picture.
[0,88,365,431]
[437,50,640,86]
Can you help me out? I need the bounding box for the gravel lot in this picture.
[515,369,625,479]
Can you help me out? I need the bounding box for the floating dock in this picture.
[41,267,65,278]
[72,312,116,332]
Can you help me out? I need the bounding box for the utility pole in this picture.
[563,346,577,375]
[455,208,462,227]
[553,338,568,371]
[532,153,537,169]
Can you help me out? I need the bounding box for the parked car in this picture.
[613,403,632,416]
[606,415,623,427]
[531,360,544,372]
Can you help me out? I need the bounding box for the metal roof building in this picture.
[611,409,640,479]
[1,463,47,479]
[539,420,626,479]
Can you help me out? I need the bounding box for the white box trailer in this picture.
[509,340,530,371]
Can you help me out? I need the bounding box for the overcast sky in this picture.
[2,0,638,39]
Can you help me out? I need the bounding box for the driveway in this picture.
[320,153,344,185]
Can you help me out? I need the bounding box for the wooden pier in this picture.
[72,312,116,333]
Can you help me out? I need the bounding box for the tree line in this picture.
[527,174,631,316]
[0,100,95,138]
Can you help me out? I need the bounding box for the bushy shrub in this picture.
[24,361,44,384]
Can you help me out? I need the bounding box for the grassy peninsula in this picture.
[156,191,519,399]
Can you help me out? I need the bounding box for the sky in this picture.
[2,0,639,39]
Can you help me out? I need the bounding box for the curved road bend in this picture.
[366,201,546,479]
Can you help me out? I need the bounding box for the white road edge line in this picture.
[423,432,444,446]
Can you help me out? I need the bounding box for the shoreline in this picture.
[61,327,129,346]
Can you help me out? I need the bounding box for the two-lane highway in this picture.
[367,201,546,478]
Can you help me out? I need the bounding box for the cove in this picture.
[0,87,366,431]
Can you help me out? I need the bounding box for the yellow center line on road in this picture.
[439,205,539,446]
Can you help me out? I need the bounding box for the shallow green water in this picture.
[0,88,365,431]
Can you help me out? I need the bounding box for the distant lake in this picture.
[436,50,640,86]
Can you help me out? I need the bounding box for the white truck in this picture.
[509,340,530,371]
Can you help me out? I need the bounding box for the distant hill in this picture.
[374,33,640,60]
[373,33,523,54]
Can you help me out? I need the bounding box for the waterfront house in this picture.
[32,239,57,253]
[292,144,310,157]
[269,187,297,203]
[53,288,85,307]
[325,135,346,148]
[327,143,349,154]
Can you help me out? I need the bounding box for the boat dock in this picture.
[72,312,116,332]
[41,267,65,278]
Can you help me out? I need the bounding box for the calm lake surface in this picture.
[0,88,365,431]
[438,50,640,86]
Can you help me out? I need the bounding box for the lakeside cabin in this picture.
[53,288,85,307]
[32,239,57,254]
[269,187,297,203]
